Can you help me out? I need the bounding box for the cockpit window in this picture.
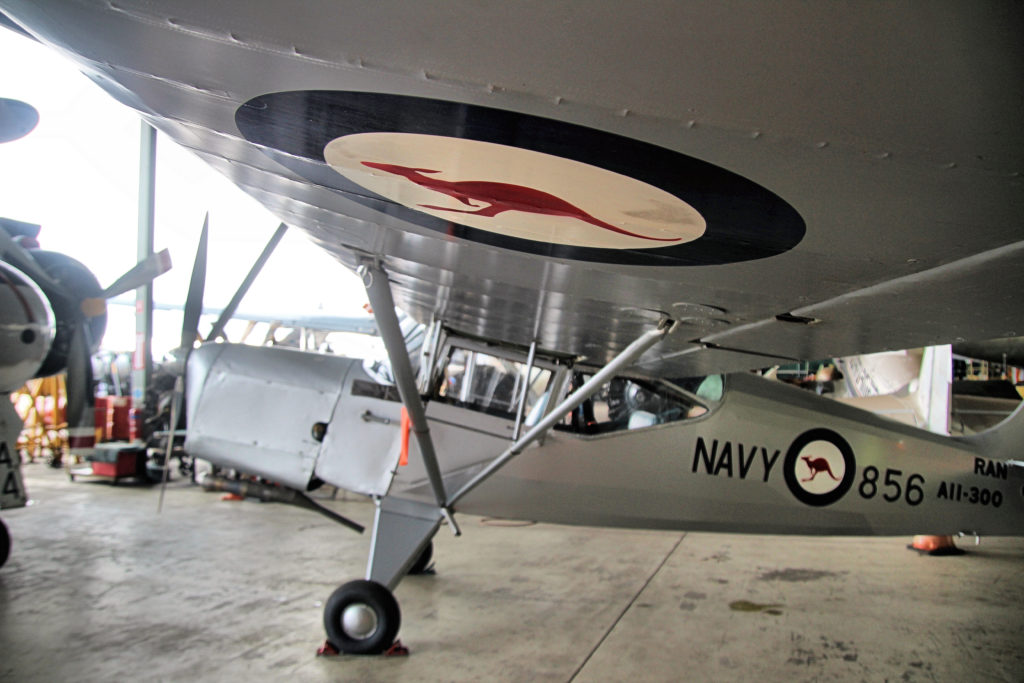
[435,348,552,419]
[431,343,721,433]
[555,373,720,435]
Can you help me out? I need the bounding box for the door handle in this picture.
[360,410,391,425]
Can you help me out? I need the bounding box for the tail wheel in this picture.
[408,540,433,575]
[323,579,400,655]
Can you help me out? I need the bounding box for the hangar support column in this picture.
[131,123,156,422]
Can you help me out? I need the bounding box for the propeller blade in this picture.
[64,323,93,430]
[100,248,172,300]
[180,214,208,352]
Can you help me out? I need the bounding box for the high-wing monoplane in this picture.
[1,2,1021,654]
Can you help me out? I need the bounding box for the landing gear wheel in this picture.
[0,518,10,568]
[323,579,401,655]
[408,541,433,575]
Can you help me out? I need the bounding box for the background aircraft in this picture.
[0,1,1021,653]
[0,98,171,566]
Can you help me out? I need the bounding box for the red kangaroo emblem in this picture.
[800,455,840,482]
[361,161,681,242]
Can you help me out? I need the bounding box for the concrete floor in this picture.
[2,461,1022,682]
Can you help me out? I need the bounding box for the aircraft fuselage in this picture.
[186,344,1024,538]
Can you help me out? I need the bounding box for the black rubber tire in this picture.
[0,518,10,568]
[323,579,400,655]
[408,541,433,575]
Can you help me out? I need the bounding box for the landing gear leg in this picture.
[334,263,452,653]
[322,496,442,654]
[0,518,9,568]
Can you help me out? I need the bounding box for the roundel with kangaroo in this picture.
[234,91,805,266]
[783,429,857,507]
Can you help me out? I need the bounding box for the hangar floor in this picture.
[2,461,1022,682]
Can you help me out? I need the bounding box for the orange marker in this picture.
[399,406,410,466]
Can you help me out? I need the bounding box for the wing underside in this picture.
[2,1,1021,375]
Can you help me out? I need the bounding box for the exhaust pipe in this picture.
[201,475,365,534]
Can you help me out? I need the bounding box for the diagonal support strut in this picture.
[206,222,289,342]
[358,262,449,514]
[447,319,677,508]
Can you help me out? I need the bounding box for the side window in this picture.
[435,348,552,419]
[557,374,719,435]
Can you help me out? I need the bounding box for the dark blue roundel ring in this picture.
[235,90,805,266]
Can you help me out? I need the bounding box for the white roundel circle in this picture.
[324,132,706,249]
[794,441,846,496]
[783,429,857,507]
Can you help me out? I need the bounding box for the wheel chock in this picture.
[314,639,409,657]
[908,535,965,556]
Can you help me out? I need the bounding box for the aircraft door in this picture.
[314,361,404,496]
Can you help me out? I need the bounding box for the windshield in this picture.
[554,373,722,435]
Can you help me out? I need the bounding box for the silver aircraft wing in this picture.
[2,1,1021,376]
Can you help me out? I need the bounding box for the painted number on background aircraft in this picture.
[857,466,925,507]
[1,441,23,499]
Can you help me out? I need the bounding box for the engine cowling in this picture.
[0,260,54,392]
[0,250,106,392]
[28,250,106,377]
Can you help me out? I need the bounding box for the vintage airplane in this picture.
[0,99,172,566]
[1,2,1022,654]
[0,213,172,563]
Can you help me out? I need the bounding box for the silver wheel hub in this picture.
[342,602,378,640]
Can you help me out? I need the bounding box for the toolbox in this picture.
[70,442,147,484]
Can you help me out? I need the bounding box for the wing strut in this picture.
[511,340,538,441]
[358,262,454,526]
[205,222,289,342]
[447,318,678,508]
